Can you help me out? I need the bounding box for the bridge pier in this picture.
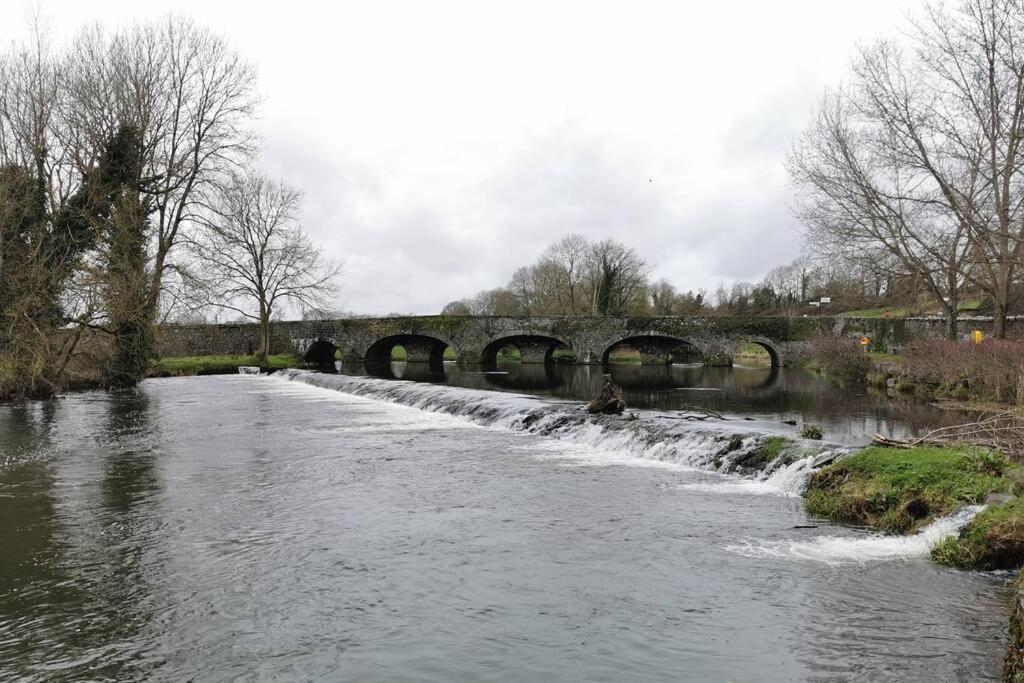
[574,349,603,365]
[516,339,557,364]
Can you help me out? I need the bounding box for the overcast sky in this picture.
[1,0,920,314]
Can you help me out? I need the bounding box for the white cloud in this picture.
[0,0,922,313]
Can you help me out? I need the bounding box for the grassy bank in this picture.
[805,446,1018,534]
[152,354,301,376]
[932,498,1024,570]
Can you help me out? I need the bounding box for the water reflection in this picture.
[0,401,84,679]
[346,360,970,442]
[102,390,160,511]
[0,391,167,680]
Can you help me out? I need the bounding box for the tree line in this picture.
[441,235,705,317]
[439,234,921,319]
[0,16,338,399]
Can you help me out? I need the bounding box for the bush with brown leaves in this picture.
[903,339,1024,403]
[811,336,872,384]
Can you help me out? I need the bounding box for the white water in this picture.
[676,456,819,497]
[272,370,847,494]
[725,505,986,564]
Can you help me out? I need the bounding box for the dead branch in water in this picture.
[677,404,726,420]
[872,410,1024,458]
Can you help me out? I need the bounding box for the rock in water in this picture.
[587,376,626,415]
[238,366,260,375]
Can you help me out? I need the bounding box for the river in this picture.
[0,366,1011,680]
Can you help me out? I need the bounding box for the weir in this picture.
[273,368,846,489]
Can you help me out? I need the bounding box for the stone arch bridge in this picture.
[157,315,868,369]
[157,314,1020,369]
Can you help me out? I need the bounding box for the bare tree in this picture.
[540,233,591,314]
[586,238,649,316]
[788,86,975,339]
[193,172,341,362]
[61,15,260,376]
[792,1,1024,338]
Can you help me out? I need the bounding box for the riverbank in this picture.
[149,354,301,376]
[804,443,1024,677]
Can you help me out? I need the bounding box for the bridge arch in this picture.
[601,332,705,366]
[363,331,457,370]
[732,336,782,369]
[303,339,339,369]
[481,330,572,365]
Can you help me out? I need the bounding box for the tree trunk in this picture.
[257,308,271,364]
[994,296,1008,340]
[944,303,958,341]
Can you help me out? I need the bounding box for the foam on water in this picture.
[270,370,849,492]
[724,505,985,564]
[677,456,817,497]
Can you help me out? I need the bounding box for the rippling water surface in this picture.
[0,374,1011,681]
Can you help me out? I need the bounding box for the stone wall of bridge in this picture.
[155,314,1023,368]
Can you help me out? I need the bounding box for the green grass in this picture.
[842,307,912,318]
[727,436,798,471]
[843,300,984,317]
[958,298,984,311]
[758,436,789,462]
[931,497,1024,569]
[153,354,300,376]
[607,348,642,364]
[551,347,576,361]
[734,343,772,366]
[804,446,1017,534]
[867,351,903,362]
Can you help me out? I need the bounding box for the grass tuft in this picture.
[931,498,1024,570]
[804,446,1017,534]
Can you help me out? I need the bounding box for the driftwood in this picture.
[872,410,1024,458]
[587,376,626,415]
[652,404,727,422]
[678,404,725,420]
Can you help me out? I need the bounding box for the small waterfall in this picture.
[724,505,985,564]
[272,369,848,492]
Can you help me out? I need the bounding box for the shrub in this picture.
[810,337,872,384]
[902,339,1024,404]
[800,424,823,440]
